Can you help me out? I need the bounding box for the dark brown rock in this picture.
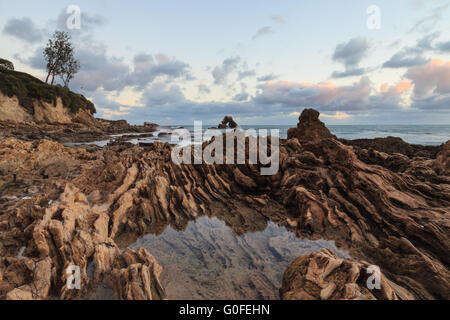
[341,136,442,159]
[434,141,450,175]
[218,116,238,129]
[287,109,334,142]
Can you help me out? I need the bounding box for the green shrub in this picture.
[0,69,96,115]
[0,58,14,71]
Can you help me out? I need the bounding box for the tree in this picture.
[0,58,14,71]
[60,56,80,88]
[43,31,77,85]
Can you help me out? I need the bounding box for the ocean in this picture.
[179,125,450,146]
[65,125,450,147]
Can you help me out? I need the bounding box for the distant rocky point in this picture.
[218,116,238,129]
[0,70,157,143]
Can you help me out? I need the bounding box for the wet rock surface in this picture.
[0,108,449,300]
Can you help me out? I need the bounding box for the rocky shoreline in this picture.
[0,109,449,300]
[0,116,159,145]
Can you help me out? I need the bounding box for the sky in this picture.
[1,0,450,125]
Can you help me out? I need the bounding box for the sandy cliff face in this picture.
[33,97,74,124]
[0,92,34,123]
[0,89,158,144]
[0,91,78,124]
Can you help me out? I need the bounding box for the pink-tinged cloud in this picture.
[253,77,418,112]
[379,80,413,103]
[406,58,450,97]
[254,77,378,111]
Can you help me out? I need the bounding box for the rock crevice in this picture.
[0,109,449,300]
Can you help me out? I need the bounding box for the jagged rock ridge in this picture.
[0,109,449,300]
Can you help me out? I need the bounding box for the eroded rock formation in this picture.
[218,116,238,129]
[0,109,449,300]
[287,108,334,142]
[280,249,414,300]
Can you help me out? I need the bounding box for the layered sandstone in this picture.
[0,109,448,300]
[280,249,414,300]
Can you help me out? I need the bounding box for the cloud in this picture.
[12,40,131,92]
[411,94,450,111]
[233,83,250,102]
[383,52,430,68]
[252,26,273,40]
[55,9,105,38]
[123,53,192,91]
[17,40,191,93]
[6,12,450,124]
[380,80,414,95]
[251,16,284,41]
[409,2,450,33]
[416,31,441,50]
[70,46,130,92]
[238,69,256,81]
[141,83,186,106]
[253,77,413,112]
[198,82,211,95]
[93,72,449,124]
[88,90,132,119]
[436,40,450,52]
[331,37,370,78]
[270,15,285,24]
[233,92,250,102]
[405,58,450,97]
[132,82,260,122]
[253,79,370,111]
[257,74,279,82]
[13,46,46,70]
[383,32,440,69]
[3,17,44,43]
[331,68,366,78]
[332,37,370,69]
[321,112,353,120]
[102,58,450,123]
[212,56,241,85]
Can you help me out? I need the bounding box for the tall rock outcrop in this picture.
[287,109,334,142]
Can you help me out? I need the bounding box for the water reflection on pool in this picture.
[130,216,349,300]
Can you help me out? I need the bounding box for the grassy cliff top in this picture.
[0,69,96,115]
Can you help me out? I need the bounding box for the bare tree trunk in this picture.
[47,59,59,85]
[45,60,56,84]
[64,72,72,88]
[45,71,51,84]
